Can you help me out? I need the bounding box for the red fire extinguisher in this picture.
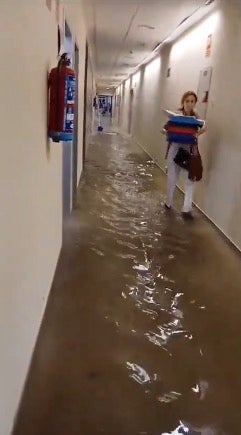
[48,53,76,142]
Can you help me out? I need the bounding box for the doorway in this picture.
[72,43,79,209]
[197,66,212,119]
[98,95,113,117]
[62,21,78,220]
[82,42,88,167]
[128,88,134,135]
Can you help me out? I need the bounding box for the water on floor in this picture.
[14,130,241,435]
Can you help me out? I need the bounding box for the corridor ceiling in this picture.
[81,0,214,90]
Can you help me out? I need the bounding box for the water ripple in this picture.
[76,132,236,435]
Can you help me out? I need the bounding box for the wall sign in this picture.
[205,34,212,57]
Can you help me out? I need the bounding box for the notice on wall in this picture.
[205,34,212,57]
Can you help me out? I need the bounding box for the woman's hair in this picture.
[179,91,198,114]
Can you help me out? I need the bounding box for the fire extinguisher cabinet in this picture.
[48,55,76,142]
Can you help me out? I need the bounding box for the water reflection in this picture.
[191,380,209,400]
[127,362,151,385]
[161,421,217,434]
[77,133,240,434]
[157,391,181,403]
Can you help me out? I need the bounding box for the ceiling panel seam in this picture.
[109,4,141,78]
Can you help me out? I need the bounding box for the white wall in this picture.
[64,4,87,181]
[0,1,89,433]
[119,0,241,251]
[119,78,130,132]
[65,3,95,176]
[0,2,60,433]
[97,87,114,96]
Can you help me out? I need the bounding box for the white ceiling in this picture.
[81,0,213,89]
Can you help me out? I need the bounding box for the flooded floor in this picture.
[14,128,241,435]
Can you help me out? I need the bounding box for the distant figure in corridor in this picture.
[164,91,206,220]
